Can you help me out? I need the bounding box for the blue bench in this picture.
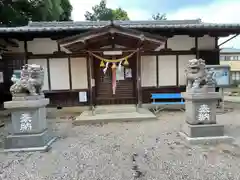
[151,93,185,113]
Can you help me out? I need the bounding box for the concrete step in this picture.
[73,109,157,126]
[94,105,137,114]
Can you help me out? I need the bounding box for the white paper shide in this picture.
[20,113,32,132]
[198,104,210,122]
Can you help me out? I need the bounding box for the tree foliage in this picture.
[84,0,129,21]
[112,8,129,21]
[0,0,72,27]
[152,13,167,20]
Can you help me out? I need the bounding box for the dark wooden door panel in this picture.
[94,54,137,105]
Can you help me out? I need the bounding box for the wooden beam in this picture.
[9,49,200,60]
[142,50,196,56]
[46,58,51,90]
[137,34,144,47]
[218,34,239,47]
[189,34,204,38]
[4,38,19,47]
[60,32,108,47]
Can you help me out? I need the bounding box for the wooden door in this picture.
[94,55,136,105]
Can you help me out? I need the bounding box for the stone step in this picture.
[74,109,157,126]
[94,105,137,114]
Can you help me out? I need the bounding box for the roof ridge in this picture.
[27,19,203,27]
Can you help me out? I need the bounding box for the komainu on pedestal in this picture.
[10,64,44,100]
[180,59,233,144]
[185,58,216,93]
[2,64,56,152]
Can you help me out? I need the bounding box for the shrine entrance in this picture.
[58,23,166,107]
[94,54,137,105]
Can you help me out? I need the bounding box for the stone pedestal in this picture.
[182,92,221,125]
[2,97,56,152]
[180,92,233,144]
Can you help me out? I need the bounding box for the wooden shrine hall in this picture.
[1,19,240,108]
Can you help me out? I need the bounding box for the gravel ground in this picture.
[1,107,240,180]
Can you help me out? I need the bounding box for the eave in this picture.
[57,24,166,52]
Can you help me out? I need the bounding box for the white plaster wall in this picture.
[167,35,195,50]
[141,56,157,87]
[28,38,58,54]
[71,57,88,89]
[178,55,196,85]
[27,59,49,90]
[158,55,176,86]
[198,35,215,50]
[49,58,70,90]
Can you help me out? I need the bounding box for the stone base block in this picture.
[12,95,45,101]
[4,98,49,109]
[2,129,57,152]
[179,132,234,145]
[182,123,225,137]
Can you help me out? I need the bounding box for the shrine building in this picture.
[0,19,240,108]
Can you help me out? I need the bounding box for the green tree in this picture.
[152,13,167,20]
[112,8,129,20]
[0,0,72,27]
[59,0,72,21]
[85,0,129,21]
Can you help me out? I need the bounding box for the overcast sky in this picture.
[70,0,240,48]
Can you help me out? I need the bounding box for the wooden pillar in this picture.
[195,37,199,58]
[176,55,179,86]
[215,37,218,49]
[24,40,28,64]
[156,55,159,87]
[87,53,94,113]
[136,48,142,109]
[68,56,72,90]
[46,58,51,90]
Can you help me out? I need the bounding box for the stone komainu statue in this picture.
[10,64,44,97]
[185,58,216,92]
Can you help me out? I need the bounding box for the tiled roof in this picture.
[220,48,240,53]
[1,19,240,33]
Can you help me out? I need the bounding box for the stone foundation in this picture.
[4,129,56,152]
[182,123,224,138]
[2,97,56,152]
